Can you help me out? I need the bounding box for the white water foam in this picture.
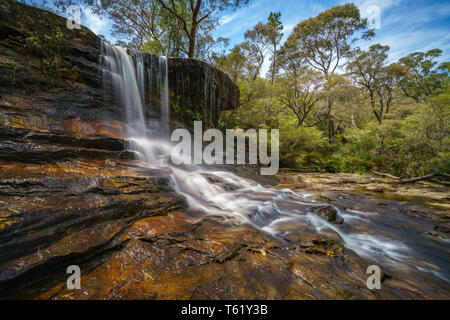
[100,42,449,283]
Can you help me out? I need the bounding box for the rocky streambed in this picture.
[0,2,449,300]
[0,156,448,299]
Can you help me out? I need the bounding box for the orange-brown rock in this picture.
[128,212,200,240]
[31,218,438,300]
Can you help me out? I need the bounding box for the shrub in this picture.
[25,27,75,87]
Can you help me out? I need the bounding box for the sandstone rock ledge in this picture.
[25,212,434,300]
[1,163,448,299]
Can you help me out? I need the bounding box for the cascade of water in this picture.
[100,42,450,284]
[147,56,153,111]
[101,42,146,138]
[136,54,145,106]
[159,56,169,134]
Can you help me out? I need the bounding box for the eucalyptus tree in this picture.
[244,22,272,80]
[155,0,250,58]
[283,3,374,142]
[278,67,324,127]
[398,49,449,102]
[277,43,324,127]
[214,44,245,82]
[266,11,283,84]
[347,44,401,123]
[55,0,250,58]
[198,36,230,65]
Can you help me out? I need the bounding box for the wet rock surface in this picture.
[275,170,450,244]
[1,145,448,299]
[0,1,238,300]
[0,2,449,300]
[311,206,344,224]
[25,212,444,300]
[0,159,184,297]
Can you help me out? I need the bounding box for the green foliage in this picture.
[24,27,74,87]
[63,0,249,59]
[399,92,450,176]
[172,100,202,123]
[284,3,373,80]
[40,1,446,178]
[335,92,449,177]
[267,12,283,31]
[226,75,448,177]
[220,78,273,129]
[216,4,449,178]
[347,44,399,123]
[278,119,328,168]
[215,44,248,82]
[398,49,449,102]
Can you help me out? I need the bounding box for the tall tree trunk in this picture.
[376,88,384,124]
[373,110,382,124]
[328,115,334,144]
[325,97,334,144]
[188,25,197,58]
[188,38,195,58]
[271,43,276,85]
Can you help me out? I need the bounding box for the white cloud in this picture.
[382,2,450,28]
[81,6,110,36]
[360,29,450,63]
[219,0,263,26]
[220,12,241,25]
[342,0,404,12]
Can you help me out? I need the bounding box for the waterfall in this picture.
[101,42,146,138]
[159,56,169,134]
[136,54,145,107]
[99,42,449,284]
[147,57,153,112]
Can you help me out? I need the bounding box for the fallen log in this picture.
[398,173,450,184]
[433,180,450,186]
[371,170,449,185]
[371,170,401,180]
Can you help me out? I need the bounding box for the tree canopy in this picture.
[55,0,251,58]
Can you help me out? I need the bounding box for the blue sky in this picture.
[212,0,450,63]
[29,0,450,70]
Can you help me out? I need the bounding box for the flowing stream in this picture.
[100,42,449,289]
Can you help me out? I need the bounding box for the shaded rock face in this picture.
[0,1,238,133]
[167,57,239,126]
[121,53,240,127]
[0,1,237,299]
[0,1,124,146]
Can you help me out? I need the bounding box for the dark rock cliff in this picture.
[0,1,238,298]
[0,1,239,135]
[168,57,239,126]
